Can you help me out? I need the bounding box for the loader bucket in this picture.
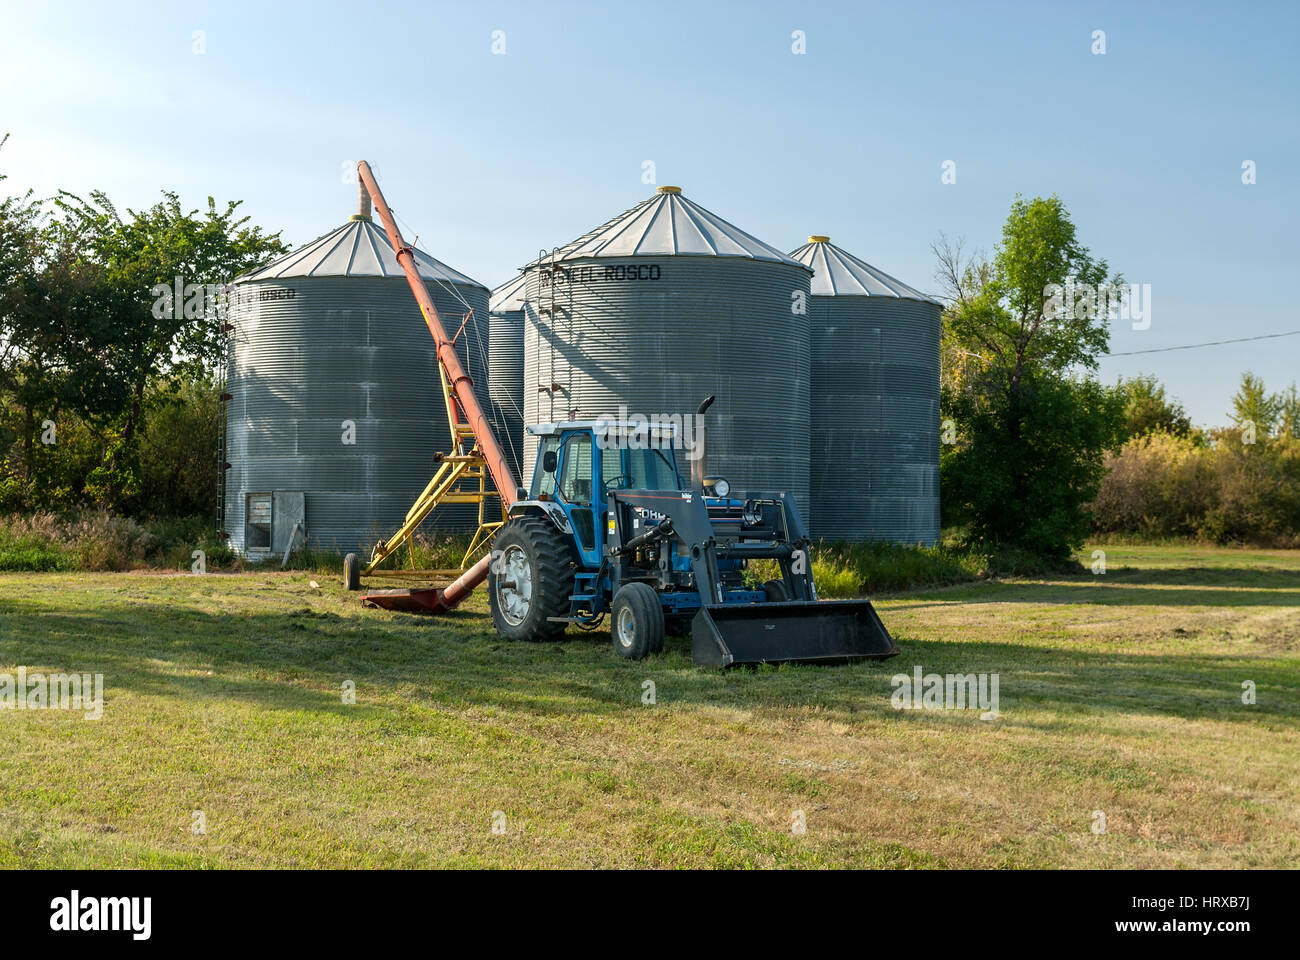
[691,599,898,668]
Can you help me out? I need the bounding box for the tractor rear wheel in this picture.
[489,516,574,642]
[611,582,664,660]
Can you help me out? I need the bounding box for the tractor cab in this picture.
[526,420,692,567]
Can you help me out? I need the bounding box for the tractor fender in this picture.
[507,500,573,535]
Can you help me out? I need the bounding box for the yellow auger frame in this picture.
[360,346,508,580]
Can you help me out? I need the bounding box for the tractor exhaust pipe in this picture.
[691,395,715,492]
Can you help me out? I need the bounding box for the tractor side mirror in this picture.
[542,450,558,473]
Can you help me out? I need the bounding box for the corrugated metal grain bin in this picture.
[788,236,940,545]
[522,187,813,512]
[488,273,526,479]
[224,207,489,556]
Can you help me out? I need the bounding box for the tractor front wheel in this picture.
[611,583,664,660]
[344,553,361,591]
[489,516,574,642]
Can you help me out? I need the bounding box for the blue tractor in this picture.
[488,399,898,667]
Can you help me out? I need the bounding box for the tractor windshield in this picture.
[626,446,682,491]
[600,445,680,492]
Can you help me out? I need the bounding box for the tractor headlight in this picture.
[706,477,730,498]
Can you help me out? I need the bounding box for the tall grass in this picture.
[0,525,74,571]
[808,539,985,597]
[0,512,232,572]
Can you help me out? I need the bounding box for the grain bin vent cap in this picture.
[489,273,528,313]
[528,187,806,267]
[788,236,939,303]
[233,217,484,288]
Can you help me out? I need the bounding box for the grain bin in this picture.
[788,236,940,545]
[224,199,490,557]
[488,274,526,480]
[521,186,813,511]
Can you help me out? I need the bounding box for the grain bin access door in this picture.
[243,491,304,557]
[271,491,304,554]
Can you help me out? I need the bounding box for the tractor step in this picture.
[691,599,898,668]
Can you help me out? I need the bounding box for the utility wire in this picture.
[1104,329,1300,357]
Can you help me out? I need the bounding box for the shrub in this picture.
[0,521,74,571]
[1199,431,1300,544]
[748,539,985,598]
[1090,432,1209,538]
[1091,431,1300,545]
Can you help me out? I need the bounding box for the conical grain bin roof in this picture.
[532,186,801,265]
[237,217,481,286]
[788,236,938,301]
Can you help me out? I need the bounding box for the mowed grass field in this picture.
[1,544,1296,868]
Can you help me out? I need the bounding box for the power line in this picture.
[1103,329,1300,357]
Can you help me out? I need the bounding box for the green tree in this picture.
[0,134,39,321]
[1274,382,1299,440]
[1229,372,1279,437]
[936,195,1124,562]
[1,142,286,514]
[1114,373,1191,442]
[0,132,44,492]
[49,190,286,509]
[1,136,127,507]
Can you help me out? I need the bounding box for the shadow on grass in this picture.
[2,592,1296,730]
[1103,566,1300,588]
[890,571,1300,610]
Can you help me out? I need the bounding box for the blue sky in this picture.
[2,0,1296,425]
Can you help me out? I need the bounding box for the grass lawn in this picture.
[1,543,1296,868]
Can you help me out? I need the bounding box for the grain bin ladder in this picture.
[343,161,521,613]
